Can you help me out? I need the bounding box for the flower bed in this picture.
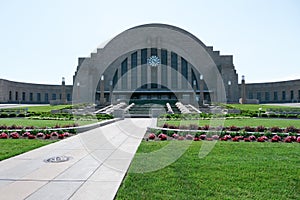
[145,131,300,144]
[160,123,300,134]
[0,130,74,140]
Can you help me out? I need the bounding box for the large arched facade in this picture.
[72,24,239,105]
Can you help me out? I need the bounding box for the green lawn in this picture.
[0,118,95,128]
[116,141,300,200]
[226,104,297,112]
[1,105,70,113]
[0,139,56,161]
[158,118,300,128]
[26,105,71,112]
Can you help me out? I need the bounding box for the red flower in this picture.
[224,135,232,140]
[178,136,185,140]
[199,134,206,140]
[185,134,193,140]
[212,135,219,140]
[232,137,239,142]
[28,134,36,139]
[36,132,45,138]
[63,132,70,137]
[249,135,256,141]
[271,135,281,142]
[220,137,228,141]
[296,136,300,143]
[172,133,179,139]
[158,134,167,141]
[284,136,292,143]
[261,136,268,141]
[10,132,19,139]
[58,134,64,139]
[44,134,51,139]
[257,137,265,142]
[193,137,200,141]
[148,133,156,140]
[22,132,31,137]
[244,137,251,142]
[51,132,58,137]
[0,132,8,139]
[290,136,297,142]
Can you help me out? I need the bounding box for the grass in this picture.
[0,118,96,128]
[1,105,70,113]
[116,141,300,200]
[25,105,70,112]
[226,104,297,112]
[0,139,56,161]
[158,118,300,128]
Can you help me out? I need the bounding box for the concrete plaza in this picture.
[0,118,155,200]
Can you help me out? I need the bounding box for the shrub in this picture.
[228,126,240,131]
[0,113,9,118]
[244,126,255,132]
[0,125,7,129]
[285,126,298,133]
[179,125,188,130]
[264,131,273,139]
[17,113,25,117]
[162,123,169,128]
[189,124,198,130]
[256,126,266,132]
[270,126,282,133]
[8,113,17,118]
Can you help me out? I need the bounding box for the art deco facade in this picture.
[0,24,299,105]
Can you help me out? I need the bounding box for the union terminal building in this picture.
[1,24,300,105]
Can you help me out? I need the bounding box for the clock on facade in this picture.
[147,55,160,67]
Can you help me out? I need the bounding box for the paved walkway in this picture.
[0,118,155,200]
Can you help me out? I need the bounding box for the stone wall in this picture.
[0,79,73,104]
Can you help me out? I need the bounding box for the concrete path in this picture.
[0,118,155,200]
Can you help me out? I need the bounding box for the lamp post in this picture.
[227,80,231,103]
[100,75,105,106]
[199,74,204,106]
[193,79,197,104]
[77,82,80,101]
[109,80,113,104]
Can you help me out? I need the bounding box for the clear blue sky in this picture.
[1,0,299,85]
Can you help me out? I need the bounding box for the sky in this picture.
[0,0,299,85]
